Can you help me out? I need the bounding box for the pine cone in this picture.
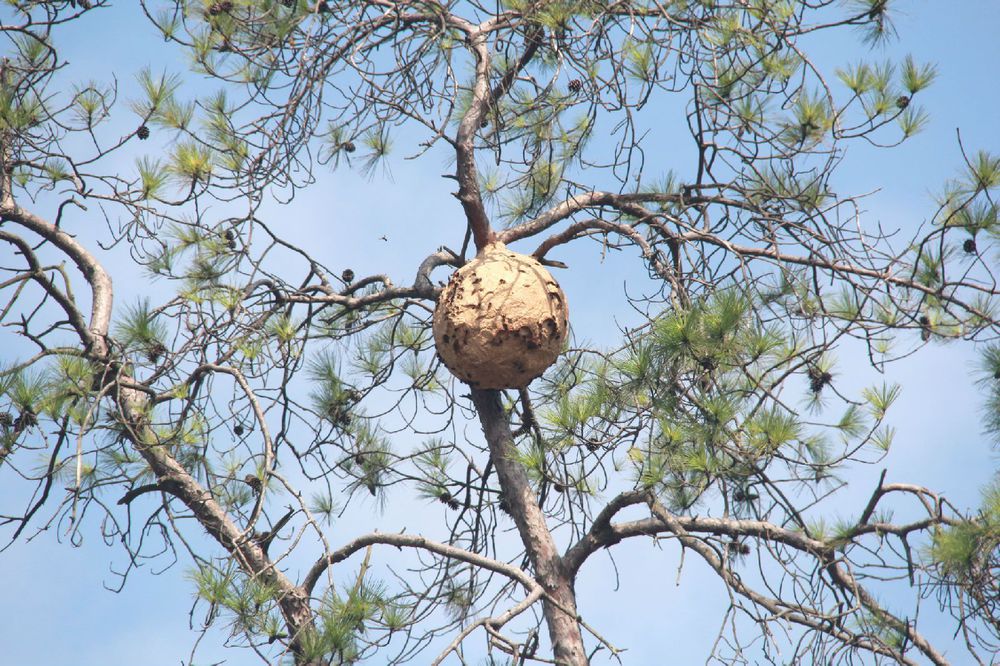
[136,125,150,140]
[919,314,932,342]
[807,366,832,393]
[244,474,263,493]
[14,410,37,431]
[438,491,460,510]
[209,1,233,15]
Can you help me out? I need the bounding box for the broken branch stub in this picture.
[433,242,569,389]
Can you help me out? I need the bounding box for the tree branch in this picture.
[302,530,539,597]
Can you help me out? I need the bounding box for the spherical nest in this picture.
[433,242,569,389]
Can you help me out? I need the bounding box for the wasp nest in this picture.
[433,242,569,389]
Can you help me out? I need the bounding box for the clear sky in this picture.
[1,2,998,665]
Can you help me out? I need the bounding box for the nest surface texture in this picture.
[433,242,569,389]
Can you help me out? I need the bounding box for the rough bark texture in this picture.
[471,388,587,665]
[453,29,495,253]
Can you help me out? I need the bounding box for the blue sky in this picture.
[1,2,999,664]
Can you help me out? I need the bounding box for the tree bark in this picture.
[471,389,587,665]
[1,203,318,661]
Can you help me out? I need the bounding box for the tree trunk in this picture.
[7,204,321,661]
[471,389,587,665]
[113,382,317,658]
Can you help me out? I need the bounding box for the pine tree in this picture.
[0,2,998,664]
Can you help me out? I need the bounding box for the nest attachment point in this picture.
[433,242,569,389]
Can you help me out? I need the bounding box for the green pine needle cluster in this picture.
[530,289,895,511]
